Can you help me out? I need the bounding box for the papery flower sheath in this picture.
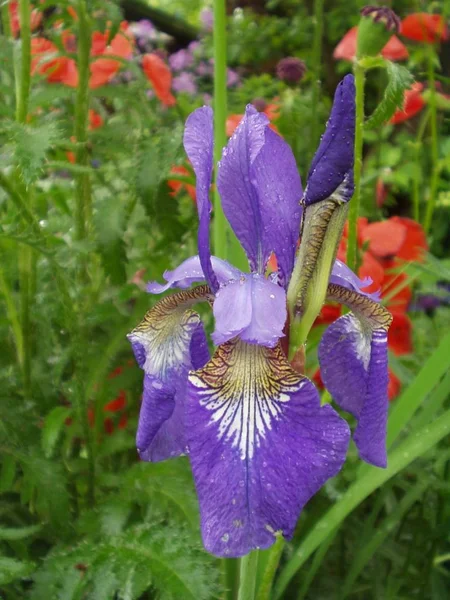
[128,75,391,557]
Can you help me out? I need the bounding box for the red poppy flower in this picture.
[361,219,407,259]
[89,22,134,89]
[333,26,409,61]
[31,38,78,86]
[388,370,401,400]
[142,53,176,107]
[382,262,412,312]
[104,417,114,435]
[388,312,413,355]
[9,1,42,38]
[315,303,342,326]
[400,13,449,43]
[104,390,127,412]
[167,165,196,201]
[390,83,426,124]
[389,217,427,262]
[376,177,389,208]
[118,413,128,430]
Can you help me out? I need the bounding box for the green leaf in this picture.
[365,62,414,129]
[0,557,35,585]
[274,409,450,598]
[6,121,62,184]
[41,406,72,458]
[93,194,128,285]
[0,454,16,492]
[0,524,42,540]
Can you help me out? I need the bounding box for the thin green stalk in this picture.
[238,551,259,600]
[212,0,247,270]
[1,2,12,38]
[74,0,92,243]
[346,62,365,272]
[0,265,23,365]
[412,109,431,222]
[256,535,284,600]
[73,0,95,504]
[15,0,31,123]
[212,0,228,260]
[310,0,324,158]
[423,47,439,234]
[15,0,32,400]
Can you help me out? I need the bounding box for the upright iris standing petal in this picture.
[187,339,350,557]
[127,286,213,461]
[318,271,392,468]
[217,105,302,285]
[183,106,219,291]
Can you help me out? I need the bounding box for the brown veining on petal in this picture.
[326,283,393,331]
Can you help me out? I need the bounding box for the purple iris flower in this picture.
[128,74,393,557]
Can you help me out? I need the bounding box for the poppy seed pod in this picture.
[276,57,306,83]
[357,6,401,58]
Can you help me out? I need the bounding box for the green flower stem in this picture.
[212,0,247,270]
[412,109,431,223]
[255,535,284,600]
[423,47,439,234]
[74,0,92,244]
[310,0,324,158]
[346,62,365,272]
[15,0,32,399]
[238,551,259,600]
[73,0,95,504]
[15,0,31,123]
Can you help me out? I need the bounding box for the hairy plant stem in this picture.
[238,551,259,600]
[73,0,95,504]
[346,61,365,272]
[423,47,439,234]
[310,0,324,160]
[74,0,92,246]
[14,0,33,399]
[412,109,431,223]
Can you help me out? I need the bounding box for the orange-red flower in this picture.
[31,37,78,86]
[333,26,409,61]
[388,312,413,355]
[390,83,426,124]
[167,165,196,202]
[142,53,176,107]
[89,22,134,89]
[400,13,449,43]
[388,370,401,400]
[9,1,42,37]
[66,109,104,163]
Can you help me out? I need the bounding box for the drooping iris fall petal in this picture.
[390,83,426,124]
[400,13,449,43]
[187,339,350,557]
[142,53,176,106]
[333,26,409,61]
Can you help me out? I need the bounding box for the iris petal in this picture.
[212,274,287,348]
[305,75,355,205]
[330,259,381,301]
[128,286,211,461]
[187,340,350,557]
[217,105,302,283]
[183,106,218,291]
[318,283,392,468]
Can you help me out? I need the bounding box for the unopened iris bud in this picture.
[357,6,401,58]
[287,75,355,349]
[276,57,306,84]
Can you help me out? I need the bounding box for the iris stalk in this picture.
[238,551,259,600]
[213,0,247,270]
[310,0,324,159]
[346,62,365,272]
[423,46,439,234]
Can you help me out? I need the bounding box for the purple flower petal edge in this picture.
[147,255,242,294]
[183,106,218,291]
[305,75,355,205]
[318,313,388,468]
[330,259,381,302]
